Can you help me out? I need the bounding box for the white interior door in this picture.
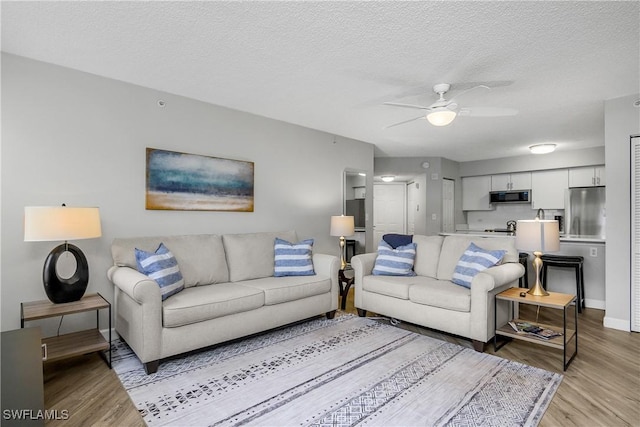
[373,183,406,245]
[631,136,640,332]
[442,178,455,233]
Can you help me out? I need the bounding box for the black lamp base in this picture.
[43,243,89,304]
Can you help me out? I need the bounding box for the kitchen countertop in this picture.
[441,231,605,244]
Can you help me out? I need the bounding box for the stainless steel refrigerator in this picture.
[565,186,606,237]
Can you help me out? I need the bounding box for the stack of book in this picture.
[508,320,563,340]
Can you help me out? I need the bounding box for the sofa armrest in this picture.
[471,262,525,293]
[107,265,162,304]
[107,265,163,365]
[469,262,525,342]
[313,253,340,310]
[351,253,378,308]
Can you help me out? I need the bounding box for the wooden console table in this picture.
[494,287,578,371]
[21,293,112,368]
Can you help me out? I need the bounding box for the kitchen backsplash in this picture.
[464,204,564,231]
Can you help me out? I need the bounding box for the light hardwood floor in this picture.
[43,290,640,426]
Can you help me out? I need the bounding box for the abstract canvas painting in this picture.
[146,148,254,211]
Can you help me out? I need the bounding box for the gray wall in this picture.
[604,93,640,331]
[1,54,374,332]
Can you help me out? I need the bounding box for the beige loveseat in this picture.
[352,234,524,351]
[107,231,339,374]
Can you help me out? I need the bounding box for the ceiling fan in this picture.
[383,83,517,128]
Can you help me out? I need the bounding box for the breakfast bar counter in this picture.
[440,231,605,244]
[440,232,606,309]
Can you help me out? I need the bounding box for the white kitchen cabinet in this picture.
[569,166,605,187]
[462,176,492,211]
[354,187,366,199]
[531,169,568,210]
[491,172,531,191]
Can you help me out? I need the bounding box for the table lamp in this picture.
[330,215,355,269]
[24,205,102,303]
[515,219,560,296]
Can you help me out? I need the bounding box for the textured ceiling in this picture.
[2,1,639,161]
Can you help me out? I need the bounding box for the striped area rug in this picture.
[112,315,562,426]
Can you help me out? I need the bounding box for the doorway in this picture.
[343,170,368,257]
[631,135,640,332]
[373,183,406,244]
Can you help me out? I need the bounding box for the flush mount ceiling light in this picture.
[381,176,395,182]
[426,108,457,126]
[529,143,557,154]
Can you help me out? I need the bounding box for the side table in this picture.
[494,287,577,371]
[338,267,355,310]
[21,293,112,368]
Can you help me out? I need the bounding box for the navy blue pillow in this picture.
[383,234,413,249]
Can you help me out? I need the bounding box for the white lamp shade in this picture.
[426,108,457,126]
[330,215,355,237]
[515,220,560,252]
[24,206,102,242]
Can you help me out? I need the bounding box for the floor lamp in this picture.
[24,205,102,303]
[515,219,560,296]
[330,215,355,270]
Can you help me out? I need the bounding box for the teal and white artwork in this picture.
[146,148,254,212]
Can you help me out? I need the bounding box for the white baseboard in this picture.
[100,328,118,342]
[584,299,605,310]
[603,316,631,332]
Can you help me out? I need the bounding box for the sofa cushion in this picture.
[274,238,315,277]
[372,240,417,276]
[362,275,415,300]
[412,235,444,278]
[135,243,184,300]
[223,231,298,282]
[409,279,471,312]
[437,235,518,281]
[112,234,229,287]
[451,243,506,288]
[162,283,265,328]
[239,275,331,305]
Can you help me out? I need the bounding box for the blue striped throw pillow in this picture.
[452,242,506,288]
[274,238,315,277]
[135,243,185,300]
[372,239,417,276]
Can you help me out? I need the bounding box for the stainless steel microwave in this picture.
[489,190,531,203]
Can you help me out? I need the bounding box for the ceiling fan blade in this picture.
[383,102,431,110]
[449,85,490,103]
[458,107,518,117]
[384,115,425,129]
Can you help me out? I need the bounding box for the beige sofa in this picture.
[352,234,524,351]
[107,231,339,374]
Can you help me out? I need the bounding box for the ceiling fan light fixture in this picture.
[529,143,557,154]
[426,108,457,126]
[381,176,395,182]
